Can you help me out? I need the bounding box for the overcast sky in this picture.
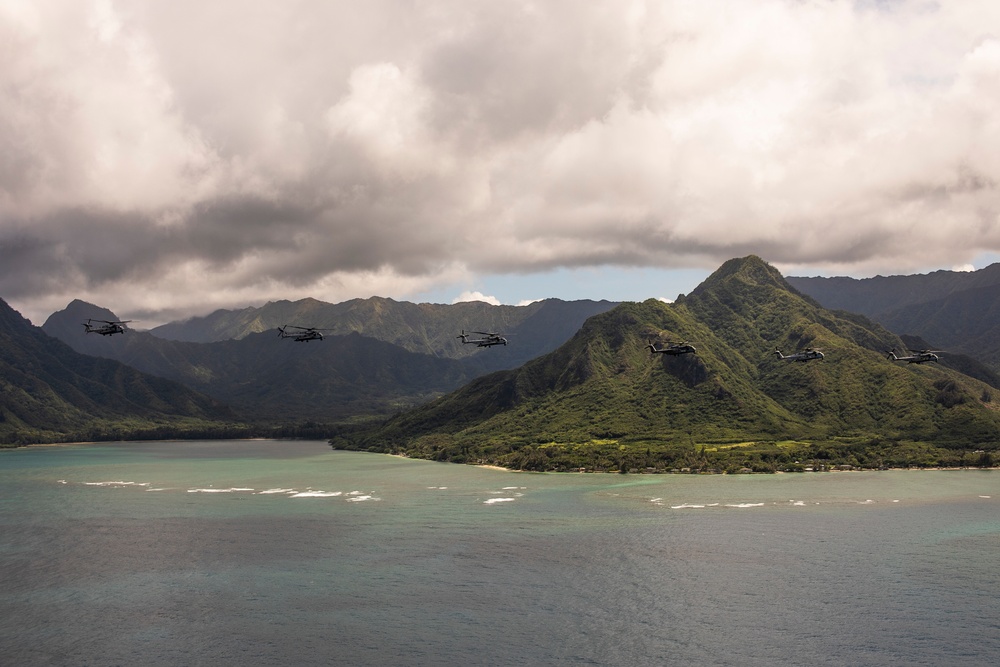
[3,0,1000,326]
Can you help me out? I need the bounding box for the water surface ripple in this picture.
[2,440,998,666]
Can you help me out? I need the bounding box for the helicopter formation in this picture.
[76,315,948,370]
[268,327,953,369]
[75,318,511,349]
[642,339,951,366]
[645,337,828,362]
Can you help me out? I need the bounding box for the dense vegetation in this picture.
[337,257,1000,472]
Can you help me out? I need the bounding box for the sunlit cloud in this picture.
[452,291,501,306]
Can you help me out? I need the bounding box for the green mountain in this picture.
[0,298,235,445]
[342,257,1000,471]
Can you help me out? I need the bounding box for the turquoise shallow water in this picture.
[2,440,999,666]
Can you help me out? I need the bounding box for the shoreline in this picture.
[7,441,1000,475]
[2,437,321,450]
[469,465,1000,474]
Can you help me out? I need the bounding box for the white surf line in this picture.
[187,487,255,493]
[83,481,151,487]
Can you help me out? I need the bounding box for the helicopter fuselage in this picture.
[775,348,824,362]
[83,320,128,336]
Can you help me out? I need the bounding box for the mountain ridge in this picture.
[787,263,1000,315]
[788,264,1000,372]
[41,297,620,421]
[342,256,1000,471]
[147,295,618,357]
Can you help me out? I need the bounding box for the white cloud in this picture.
[451,291,501,306]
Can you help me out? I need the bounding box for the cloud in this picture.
[452,291,501,306]
[2,0,1000,324]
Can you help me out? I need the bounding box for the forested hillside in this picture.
[341,257,1000,472]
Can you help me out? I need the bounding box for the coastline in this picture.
[7,441,1000,475]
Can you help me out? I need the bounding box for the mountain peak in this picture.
[42,300,122,337]
[692,256,790,295]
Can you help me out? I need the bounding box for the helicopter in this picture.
[646,340,697,356]
[774,347,824,362]
[887,348,940,364]
[457,330,508,347]
[278,325,331,342]
[82,319,130,336]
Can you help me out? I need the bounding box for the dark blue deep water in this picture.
[2,440,999,666]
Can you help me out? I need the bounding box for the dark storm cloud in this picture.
[3,0,1000,324]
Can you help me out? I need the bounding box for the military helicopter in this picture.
[82,319,130,336]
[774,347,824,362]
[457,330,508,347]
[646,340,697,356]
[887,348,940,364]
[278,325,331,342]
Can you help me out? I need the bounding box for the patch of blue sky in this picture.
[414,266,710,306]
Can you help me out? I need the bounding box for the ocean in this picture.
[2,439,998,666]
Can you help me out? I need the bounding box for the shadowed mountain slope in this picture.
[43,302,475,421]
[147,296,618,367]
[42,298,619,420]
[0,298,234,445]
[788,265,1000,372]
[787,264,1000,316]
